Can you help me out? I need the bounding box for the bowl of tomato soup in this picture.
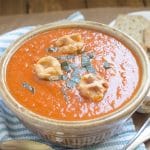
[0,21,149,148]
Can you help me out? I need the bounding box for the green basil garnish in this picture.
[22,82,35,94]
[86,64,96,73]
[61,61,71,72]
[59,75,68,80]
[81,53,96,73]
[81,53,90,67]
[103,61,111,69]
[70,63,78,69]
[71,76,80,84]
[67,55,75,59]
[56,55,75,60]
[66,80,76,88]
[56,56,67,60]
[46,47,58,52]
[88,53,94,59]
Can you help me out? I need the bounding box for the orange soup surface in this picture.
[6,28,141,121]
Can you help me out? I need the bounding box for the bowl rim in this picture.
[0,21,150,127]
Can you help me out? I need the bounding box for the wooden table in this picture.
[0,0,150,16]
[0,7,150,149]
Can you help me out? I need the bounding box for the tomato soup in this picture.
[6,28,141,121]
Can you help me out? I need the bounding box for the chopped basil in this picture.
[86,64,96,73]
[46,47,58,52]
[71,76,80,83]
[66,80,76,88]
[88,53,94,59]
[103,61,111,69]
[54,52,96,90]
[56,55,75,60]
[66,69,81,88]
[61,61,71,72]
[81,53,94,67]
[22,82,35,94]
[72,69,80,76]
[70,63,78,69]
[56,56,67,60]
[61,61,68,67]
[59,75,68,80]
[81,53,91,67]
[67,55,75,59]
[81,53,96,73]
[79,68,87,74]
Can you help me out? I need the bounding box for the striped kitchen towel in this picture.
[0,11,146,150]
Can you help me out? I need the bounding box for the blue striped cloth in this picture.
[0,12,146,150]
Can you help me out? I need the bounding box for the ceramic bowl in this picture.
[0,21,150,148]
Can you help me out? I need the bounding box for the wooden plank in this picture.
[0,0,27,16]
[117,0,144,6]
[28,0,86,13]
[0,7,149,34]
[87,0,144,7]
[144,0,150,6]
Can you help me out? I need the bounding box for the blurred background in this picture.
[0,0,150,16]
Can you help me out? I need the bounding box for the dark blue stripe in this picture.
[0,108,16,118]
[0,117,20,125]
[0,127,31,133]
[10,133,37,138]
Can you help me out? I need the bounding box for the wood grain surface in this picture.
[0,0,27,15]
[0,7,149,34]
[28,0,86,13]
[0,7,150,149]
[0,0,149,16]
[87,0,145,7]
[144,0,150,6]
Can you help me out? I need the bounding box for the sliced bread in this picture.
[114,15,150,47]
